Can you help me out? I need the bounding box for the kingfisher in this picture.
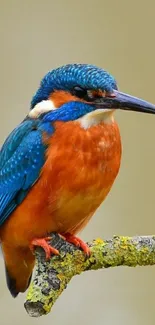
[0,63,155,298]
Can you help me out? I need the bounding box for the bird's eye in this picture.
[72,86,88,99]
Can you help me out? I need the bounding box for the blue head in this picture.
[31,64,117,108]
[29,63,155,125]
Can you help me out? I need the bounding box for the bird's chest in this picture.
[41,120,122,218]
[4,120,122,242]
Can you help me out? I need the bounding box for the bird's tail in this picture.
[2,244,35,297]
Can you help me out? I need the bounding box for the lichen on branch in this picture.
[24,233,155,317]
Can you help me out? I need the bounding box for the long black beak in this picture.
[95,90,155,114]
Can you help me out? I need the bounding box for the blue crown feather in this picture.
[31,64,117,109]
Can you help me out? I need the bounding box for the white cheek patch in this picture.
[79,109,114,129]
[29,100,56,118]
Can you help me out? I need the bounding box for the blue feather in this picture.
[42,101,93,123]
[0,197,17,225]
[0,119,38,170]
[0,119,50,226]
[0,193,15,215]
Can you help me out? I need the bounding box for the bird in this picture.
[0,63,155,298]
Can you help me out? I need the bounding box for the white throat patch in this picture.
[29,100,56,118]
[78,109,114,129]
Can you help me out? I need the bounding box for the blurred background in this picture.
[0,0,155,324]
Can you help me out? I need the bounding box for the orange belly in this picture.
[0,120,122,248]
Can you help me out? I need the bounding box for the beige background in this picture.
[0,0,155,324]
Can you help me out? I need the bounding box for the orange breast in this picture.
[0,120,122,247]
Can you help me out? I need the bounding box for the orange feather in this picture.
[50,90,80,107]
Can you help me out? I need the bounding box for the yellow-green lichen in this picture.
[25,234,155,317]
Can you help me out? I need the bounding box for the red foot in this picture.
[61,233,90,256]
[30,237,59,260]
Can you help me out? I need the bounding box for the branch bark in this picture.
[24,233,155,317]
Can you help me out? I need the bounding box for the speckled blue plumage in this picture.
[0,119,49,225]
[31,63,117,108]
[43,101,93,122]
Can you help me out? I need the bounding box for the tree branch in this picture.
[24,233,155,317]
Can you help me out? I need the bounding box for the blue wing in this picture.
[0,119,48,226]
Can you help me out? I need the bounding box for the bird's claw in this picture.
[30,236,59,260]
[61,233,90,256]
